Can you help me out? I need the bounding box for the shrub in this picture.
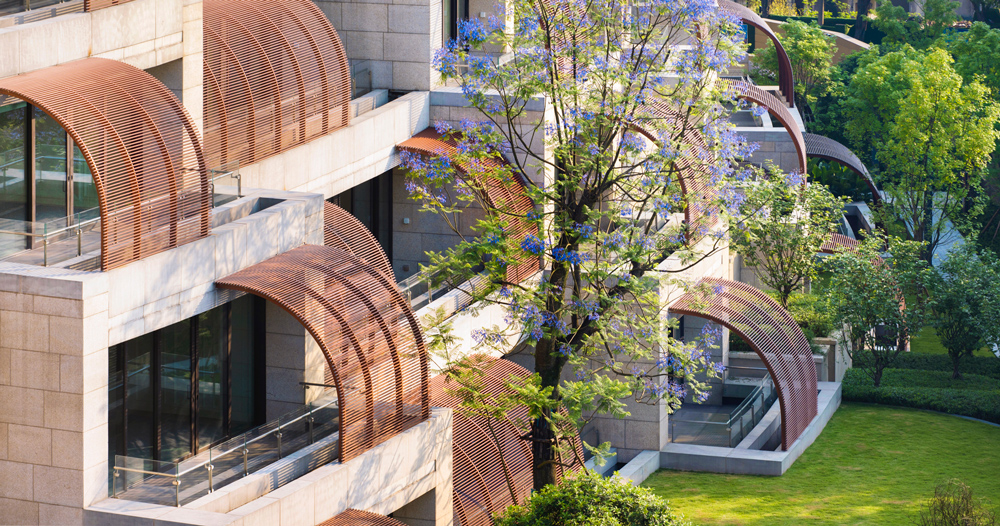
[494,470,690,526]
[845,368,999,391]
[842,369,1000,423]
[917,479,998,526]
[854,352,1000,379]
[785,292,834,338]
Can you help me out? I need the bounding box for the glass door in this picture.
[33,109,68,223]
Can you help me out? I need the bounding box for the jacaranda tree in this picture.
[401,0,777,489]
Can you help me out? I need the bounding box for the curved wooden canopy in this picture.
[730,80,807,175]
[203,0,351,169]
[216,244,430,461]
[718,0,795,104]
[397,129,539,284]
[318,510,407,526]
[804,133,881,203]
[670,278,817,449]
[429,357,583,526]
[633,101,719,242]
[0,58,210,271]
[323,202,393,278]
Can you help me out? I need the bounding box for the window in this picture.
[108,295,264,470]
[330,169,392,261]
[0,101,101,258]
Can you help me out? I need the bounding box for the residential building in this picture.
[0,0,857,523]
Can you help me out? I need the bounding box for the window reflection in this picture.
[34,109,67,222]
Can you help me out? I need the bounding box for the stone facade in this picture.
[313,0,442,91]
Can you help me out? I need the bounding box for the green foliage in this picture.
[929,245,1000,378]
[750,20,835,116]
[842,369,1000,423]
[872,0,959,50]
[910,327,997,357]
[843,46,1000,261]
[948,22,1000,98]
[644,404,1000,525]
[917,479,999,526]
[861,351,1000,379]
[495,470,689,526]
[807,158,873,202]
[824,233,934,386]
[730,168,847,308]
[784,292,834,338]
[843,366,999,390]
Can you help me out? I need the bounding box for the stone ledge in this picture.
[660,382,842,476]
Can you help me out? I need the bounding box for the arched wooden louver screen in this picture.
[633,101,719,242]
[729,79,808,176]
[669,278,817,449]
[216,244,430,461]
[804,133,881,203]
[718,0,795,105]
[203,0,351,169]
[397,129,540,284]
[318,510,407,526]
[429,357,583,526]
[0,58,210,271]
[324,202,394,278]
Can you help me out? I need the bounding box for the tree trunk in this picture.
[795,0,806,15]
[818,0,826,24]
[761,0,772,17]
[951,354,963,380]
[872,365,883,387]
[853,0,873,40]
[531,413,559,489]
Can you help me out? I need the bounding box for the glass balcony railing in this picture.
[669,371,778,448]
[398,268,491,313]
[112,389,339,507]
[0,164,241,267]
[0,0,83,25]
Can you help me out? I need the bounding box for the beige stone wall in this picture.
[0,0,185,79]
[741,128,806,175]
[0,190,324,526]
[238,92,430,200]
[313,0,442,91]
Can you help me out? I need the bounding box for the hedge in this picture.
[842,369,1000,424]
[853,352,1000,379]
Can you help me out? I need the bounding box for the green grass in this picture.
[909,327,996,358]
[643,404,1000,526]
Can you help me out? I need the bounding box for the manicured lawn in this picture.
[644,403,1000,525]
[910,326,995,358]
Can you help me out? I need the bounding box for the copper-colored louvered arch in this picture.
[670,278,817,449]
[202,0,351,170]
[729,80,807,175]
[632,101,720,242]
[397,129,540,284]
[216,244,430,461]
[717,0,795,105]
[0,58,210,271]
[318,510,407,526]
[324,202,394,279]
[429,357,583,526]
[803,133,881,203]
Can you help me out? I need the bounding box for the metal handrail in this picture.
[112,392,338,506]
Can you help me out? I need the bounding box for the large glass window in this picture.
[330,169,392,261]
[108,295,263,470]
[0,102,28,223]
[34,109,67,222]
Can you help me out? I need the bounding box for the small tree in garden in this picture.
[750,20,835,119]
[824,233,933,387]
[729,167,847,309]
[872,0,959,50]
[406,0,756,489]
[930,245,1000,379]
[495,470,691,526]
[917,479,999,526]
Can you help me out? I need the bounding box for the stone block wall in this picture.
[0,190,324,526]
[313,0,442,91]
